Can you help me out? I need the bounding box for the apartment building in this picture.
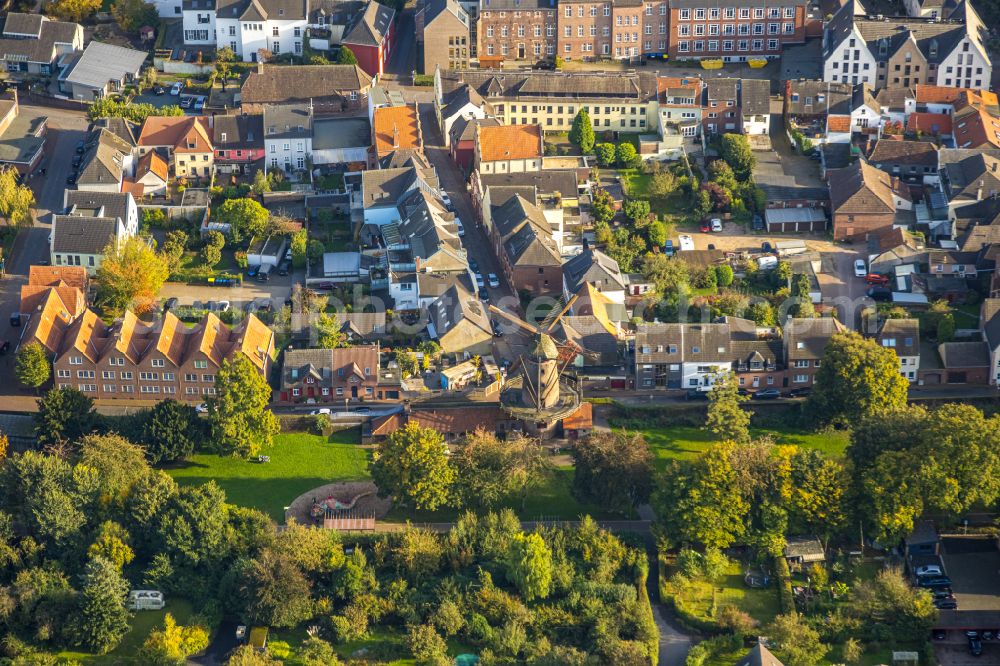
[416,0,471,73]
[477,0,557,65]
[823,0,991,89]
[667,0,808,62]
[435,68,659,133]
[51,310,274,401]
[784,317,846,386]
[557,0,653,62]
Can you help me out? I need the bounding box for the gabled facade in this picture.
[416,0,469,74]
[184,0,308,61]
[489,193,561,296]
[875,317,920,381]
[239,63,372,114]
[829,159,913,241]
[0,13,82,78]
[474,123,542,175]
[279,346,393,403]
[341,0,395,76]
[979,298,1000,385]
[214,113,265,173]
[137,116,215,179]
[263,103,312,173]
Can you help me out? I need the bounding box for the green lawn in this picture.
[624,425,850,469]
[166,429,369,521]
[619,168,651,198]
[58,599,195,664]
[664,560,781,627]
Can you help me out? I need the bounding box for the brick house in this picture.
[667,0,808,62]
[279,346,398,403]
[829,159,912,241]
[489,193,562,296]
[416,0,470,74]
[50,311,273,400]
[477,0,557,66]
[341,1,396,77]
[783,317,846,387]
[239,63,373,115]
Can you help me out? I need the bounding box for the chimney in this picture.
[978,179,984,200]
[393,124,399,148]
[256,60,265,74]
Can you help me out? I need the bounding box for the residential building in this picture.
[435,68,658,133]
[867,139,939,185]
[952,93,1000,149]
[391,189,467,274]
[703,78,740,134]
[0,90,46,174]
[341,1,395,76]
[450,116,501,174]
[866,226,925,274]
[667,0,808,62]
[51,310,273,401]
[554,0,648,63]
[263,103,312,173]
[739,643,786,666]
[137,116,215,179]
[132,151,169,197]
[359,164,439,226]
[435,84,493,148]
[76,127,134,193]
[63,190,139,237]
[307,0,364,49]
[278,346,394,403]
[239,63,373,114]
[635,322,736,390]
[0,13,82,78]
[428,283,493,354]
[214,114,265,174]
[476,0,556,65]
[57,41,147,101]
[829,159,913,241]
[657,76,702,144]
[313,116,371,166]
[19,265,89,319]
[489,193,562,296]
[473,169,579,233]
[21,287,76,355]
[562,247,626,303]
[939,149,1000,210]
[784,317,846,386]
[740,78,770,135]
[980,298,1000,385]
[473,123,543,174]
[875,318,920,381]
[372,103,422,164]
[557,287,623,366]
[51,191,139,273]
[188,0,308,61]
[416,0,470,73]
[822,0,991,89]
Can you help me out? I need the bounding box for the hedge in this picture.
[775,555,795,615]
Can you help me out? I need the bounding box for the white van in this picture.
[678,234,695,251]
[757,255,778,270]
[128,590,165,611]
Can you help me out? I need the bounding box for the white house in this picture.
[214,0,308,61]
[182,0,217,45]
[51,192,139,274]
[263,103,313,173]
[877,318,920,382]
[63,190,139,237]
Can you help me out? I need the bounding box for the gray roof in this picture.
[362,166,439,208]
[0,109,45,165]
[938,340,990,368]
[438,69,658,102]
[263,103,312,139]
[982,298,1000,349]
[61,41,146,91]
[421,0,469,27]
[673,0,803,7]
[785,80,854,116]
[339,311,387,338]
[480,169,578,198]
[754,149,830,202]
[52,215,118,254]
[450,115,500,143]
[65,190,131,222]
[635,322,733,363]
[92,117,136,146]
[343,0,395,47]
[493,194,560,267]
[2,12,44,37]
[77,128,131,187]
[240,65,371,105]
[563,248,625,295]
[785,317,844,360]
[740,79,770,116]
[0,14,79,65]
[738,643,785,666]
[441,84,489,121]
[429,283,491,339]
[309,0,364,25]
[417,272,474,298]
[313,117,370,151]
[784,535,825,558]
[216,0,306,21]
[213,114,264,149]
[876,318,919,357]
[559,316,619,364]
[942,152,1000,202]
[706,78,738,101]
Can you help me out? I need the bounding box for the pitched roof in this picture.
[827,115,852,133]
[216,0,306,21]
[409,405,507,434]
[429,283,492,343]
[982,298,1000,349]
[493,194,560,267]
[361,165,438,208]
[916,84,984,105]
[739,79,770,116]
[0,14,79,64]
[868,139,938,167]
[785,317,845,360]
[262,103,312,139]
[65,190,132,223]
[138,116,213,152]
[829,159,905,214]
[438,69,658,102]
[563,248,626,295]
[136,149,168,182]
[213,113,264,149]
[876,318,919,357]
[23,288,75,354]
[451,115,500,143]
[342,0,394,48]
[77,128,131,188]
[477,123,541,163]
[373,104,421,156]
[61,41,147,90]
[421,0,469,26]
[20,266,88,318]
[785,80,854,116]
[51,216,118,254]
[706,77,738,100]
[939,340,990,367]
[954,108,1000,150]
[738,642,786,666]
[441,84,490,120]
[240,64,371,105]
[562,402,592,430]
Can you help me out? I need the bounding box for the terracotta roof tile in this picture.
[234,314,273,372]
[120,178,145,198]
[909,112,953,136]
[955,109,1000,150]
[155,311,188,366]
[28,265,88,290]
[137,116,213,153]
[477,124,542,163]
[373,104,421,157]
[915,84,978,104]
[827,115,851,133]
[562,401,592,430]
[23,289,74,354]
[136,149,168,181]
[409,405,506,434]
[61,309,109,363]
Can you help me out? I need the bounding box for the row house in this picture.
[341,1,396,76]
[489,193,562,296]
[359,162,440,226]
[0,13,82,78]
[435,68,660,134]
[214,113,265,174]
[473,123,543,174]
[428,283,494,355]
[51,191,139,274]
[784,80,881,142]
[137,116,215,179]
[50,310,273,401]
[829,158,913,241]
[263,102,313,173]
[279,345,399,403]
[867,139,940,186]
[657,76,702,144]
[556,0,650,62]
[874,317,920,381]
[784,317,846,386]
[667,0,808,62]
[980,298,1000,386]
[435,84,494,149]
[372,103,423,166]
[183,0,308,61]
[823,0,991,90]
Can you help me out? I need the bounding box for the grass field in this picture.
[664,560,781,627]
[167,429,369,521]
[621,425,850,469]
[57,599,195,664]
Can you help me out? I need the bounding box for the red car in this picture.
[865,273,889,286]
[699,221,711,233]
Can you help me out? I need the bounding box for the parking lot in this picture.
[942,537,1000,611]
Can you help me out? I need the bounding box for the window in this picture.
[739,7,749,18]
[194,360,208,369]
[57,369,70,378]
[202,374,215,382]
[122,372,133,380]
[185,373,197,382]
[272,27,278,36]
[753,7,763,18]
[102,371,115,380]
[695,8,704,19]
[152,358,165,368]
[784,6,794,17]
[793,374,809,383]
[679,8,690,19]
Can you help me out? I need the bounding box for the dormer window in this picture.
[692,346,700,353]
[220,132,227,142]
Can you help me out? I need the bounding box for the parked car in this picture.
[492,320,503,337]
[75,139,86,154]
[915,565,943,578]
[310,408,332,415]
[932,588,954,599]
[865,273,890,286]
[933,629,947,641]
[969,634,983,657]
[752,388,781,400]
[752,214,764,231]
[170,81,183,95]
[180,96,193,109]
[685,389,709,401]
[480,289,490,303]
[866,287,892,302]
[440,192,452,210]
[154,85,165,95]
[454,218,465,237]
[10,312,21,327]
[65,173,76,185]
[488,273,500,288]
[163,297,178,312]
[935,598,958,610]
[469,257,479,273]
[354,406,371,414]
[699,220,711,233]
[917,576,952,588]
[277,260,290,276]
[761,241,774,253]
[664,239,674,256]
[72,155,83,168]
[475,273,485,288]
[785,387,811,398]
[193,96,206,112]
[710,218,723,232]
[0,340,10,355]
[678,234,694,251]
[854,258,867,277]
[246,265,259,277]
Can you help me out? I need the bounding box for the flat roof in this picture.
[313,116,371,151]
[0,112,45,164]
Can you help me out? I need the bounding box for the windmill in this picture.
[488,295,592,413]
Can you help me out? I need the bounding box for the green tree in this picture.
[161,229,188,274]
[110,0,158,33]
[290,228,308,268]
[454,430,549,510]
[370,422,455,510]
[936,312,955,342]
[307,239,326,263]
[506,532,552,601]
[642,253,690,296]
[408,623,449,666]
[215,46,236,91]
[201,243,222,267]
[236,548,314,627]
[315,312,348,348]
[297,636,342,665]
[590,187,615,224]
[96,236,170,314]
[251,169,271,196]
[715,264,734,287]
[140,613,210,665]
[788,449,847,539]
[775,260,792,284]
[791,273,816,318]
[648,219,667,247]
[842,638,863,664]
[766,613,828,666]
[395,349,418,378]
[694,188,712,217]
[0,166,35,227]
[849,567,937,643]
[807,330,909,425]
[623,198,651,225]
[654,442,748,549]
[88,99,183,123]
[616,142,640,168]
[15,341,50,390]
[568,109,596,153]
[87,521,135,570]
[140,399,203,463]
[208,358,280,457]
[79,433,149,504]
[705,371,751,444]
[746,300,776,326]
[571,429,653,513]
[594,143,616,167]
[227,646,282,665]
[48,0,101,21]
[72,556,131,654]
[336,46,359,65]
[215,198,269,242]
[719,134,756,179]
[648,170,677,199]
[35,386,98,447]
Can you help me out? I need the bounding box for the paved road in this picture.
[385,8,416,79]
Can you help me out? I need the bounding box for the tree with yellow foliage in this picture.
[95,236,170,314]
[140,613,210,665]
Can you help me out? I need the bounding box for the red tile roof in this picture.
[827,115,851,133]
[477,124,542,163]
[908,112,952,136]
[373,104,421,157]
[562,402,592,430]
